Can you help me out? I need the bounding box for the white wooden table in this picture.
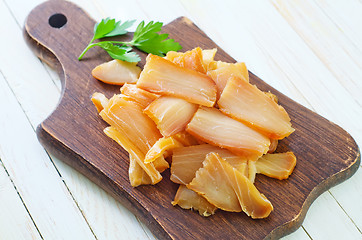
[0,0,361,239]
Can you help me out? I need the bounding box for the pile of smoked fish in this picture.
[91,47,297,219]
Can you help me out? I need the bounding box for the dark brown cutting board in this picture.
[24,1,360,239]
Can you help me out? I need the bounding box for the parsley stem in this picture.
[78,38,96,60]
[78,40,133,60]
[105,40,133,46]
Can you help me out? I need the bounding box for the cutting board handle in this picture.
[25,0,98,74]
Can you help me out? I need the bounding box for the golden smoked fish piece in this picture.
[144,137,183,163]
[265,91,278,103]
[189,153,273,218]
[100,95,169,172]
[223,156,274,219]
[256,152,297,180]
[172,131,200,147]
[137,54,217,107]
[186,107,270,157]
[171,144,248,185]
[100,95,162,155]
[120,83,159,109]
[248,160,257,183]
[187,153,242,212]
[207,61,249,98]
[92,59,141,85]
[201,48,217,70]
[144,96,198,137]
[165,47,207,74]
[103,127,162,185]
[129,154,152,187]
[153,156,170,173]
[91,92,109,113]
[172,185,217,217]
[218,76,294,139]
[268,139,279,153]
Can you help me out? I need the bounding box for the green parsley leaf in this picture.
[93,18,116,40]
[131,21,182,56]
[95,42,141,62]
[132,21,162,43]
[93,18,134,40]
[79,18,135,60]
[104,19,136,38]
[134,33,182,56]
[79,18,182,62]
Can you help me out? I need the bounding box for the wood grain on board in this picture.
[24,0,360,239]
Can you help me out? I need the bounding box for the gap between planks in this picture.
[0,156,43,239]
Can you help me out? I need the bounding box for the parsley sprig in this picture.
[78,18,182,62]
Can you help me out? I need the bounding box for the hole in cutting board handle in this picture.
[49,13,67,28]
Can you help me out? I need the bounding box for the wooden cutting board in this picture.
[24,0,360,239]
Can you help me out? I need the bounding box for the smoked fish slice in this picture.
[153,155,170,173]
[172,185,217,217]
[129,154,152,187]
[165,47,207,74]
[103,127,162,185]
[91,92,109,113]
[92,59,141,85]
[171,144,249,185]
[172,131,200,147]
[222,154,273,219]
[100,95,162,155]
[187,153,242,212]
[202,48,217,70]
[248,160,257,183]
[137,54,217,107]
[144,136,183,163]
[120,83,159,109]
[186,106,270,157]
[144,96,198,137]
[268,139,279,153]
[218,76,294,139]
[208,61,249,82]
[256,152,297,180]
[207,62,249,98]
[190,152,273,218]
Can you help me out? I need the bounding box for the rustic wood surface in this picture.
[1,0,361,239]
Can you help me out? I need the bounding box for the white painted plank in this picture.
[0,0,60,127]
[0,159,41,240]
[313,0,362,52]
[1,0,44,27]
[329,168,362,231]
[271,0,362,107]
[302,191,362,240]
[133,0,187,24]
[281,227,311,240]
[41,63,62,90]
[178,0,290,93]
[0,71,96,238]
